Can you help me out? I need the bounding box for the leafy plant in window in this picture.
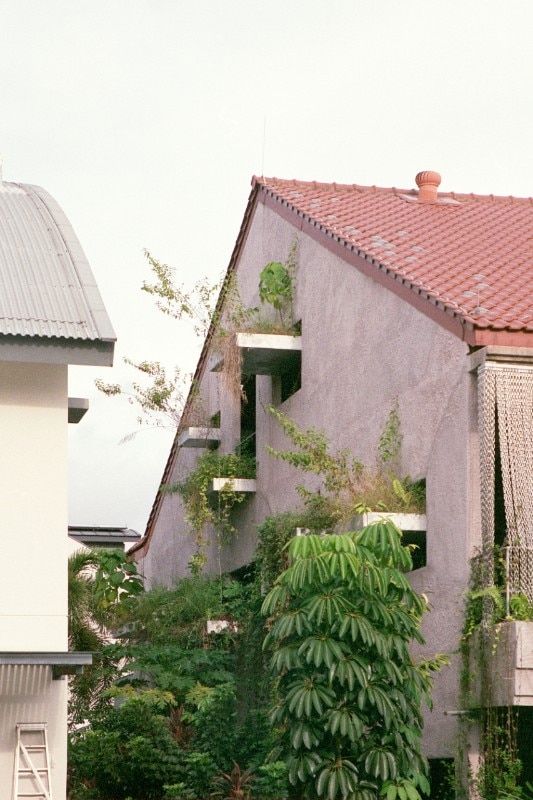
[214,242,300,404]
[262,521,447,800]
[258,239,298,328]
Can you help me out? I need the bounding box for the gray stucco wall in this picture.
[138,199,482,759]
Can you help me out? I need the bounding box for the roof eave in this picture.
[0,334,115,367]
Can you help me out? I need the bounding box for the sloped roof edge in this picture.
[130,181,260,556]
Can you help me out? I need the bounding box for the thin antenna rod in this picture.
[261,117,266,177]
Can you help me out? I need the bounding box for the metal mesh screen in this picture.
[478,363,533,602]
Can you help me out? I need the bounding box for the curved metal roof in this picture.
[0,181,115,346]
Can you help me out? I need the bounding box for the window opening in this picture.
[279,351,301,403]
[402,530,426,570]
[239,375,256,459]
[428,758,455,800]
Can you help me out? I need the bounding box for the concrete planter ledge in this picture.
[347,512,427,532]
[212,332,302,375]
[470,620,533,707]
[178,426,221,449]
[209,478,257,494]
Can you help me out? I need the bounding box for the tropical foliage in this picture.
[267,406,426,518]
[68,574,278,800]
[68,548,144,728]
[262,521,447,800]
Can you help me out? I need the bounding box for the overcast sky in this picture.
[1,1,531,534]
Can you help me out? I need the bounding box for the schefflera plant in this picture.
[262,520,446,800]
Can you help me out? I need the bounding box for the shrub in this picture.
[262,521,447,800]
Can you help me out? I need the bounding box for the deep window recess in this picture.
[271,351,301,405]
[238,375,256,459]
[428,758,455,800]
[279,351,302,403]
[403,530,427,570]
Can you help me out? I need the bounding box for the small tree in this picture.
[262,521,446,800]
[68,548,144,728]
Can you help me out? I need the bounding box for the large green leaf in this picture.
[298,635,346,669]
[287,751,321,784]
[315,757,359,800]
[324,705,365,740]
[329,655,371,690]
[337,612,377,646]
[364,747,398,781]
[289,720,321,750]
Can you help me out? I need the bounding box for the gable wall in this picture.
[140,201,483,757]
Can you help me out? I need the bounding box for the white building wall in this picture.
[0,361,69,799]
[0,667,67,800]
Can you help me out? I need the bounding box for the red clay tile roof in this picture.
[253,176,533,345]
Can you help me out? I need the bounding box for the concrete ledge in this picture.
[178,427,221,449]
[347,512,427,531]
[212,332,302,375]
[470,621,533,707]
[209,478,257,494]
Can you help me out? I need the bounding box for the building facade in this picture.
[0,178,115,800]
[133,171,533,787]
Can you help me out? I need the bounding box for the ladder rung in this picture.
[18,768,48,773]
[16,723,47,730]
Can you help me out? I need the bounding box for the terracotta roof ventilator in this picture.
[415,171,441,202]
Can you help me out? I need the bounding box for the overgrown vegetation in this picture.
[80,246,450,800]
[96,243,299,428]
[96,251,220,432]
[457,549,533,800]
[263,521,446,800]
[69,514,443,800]
[68,573,279,800]
[68,548,144,728]
[168,451,256,574]
[267,405,426,523]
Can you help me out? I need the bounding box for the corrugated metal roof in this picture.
[0,181,115,343]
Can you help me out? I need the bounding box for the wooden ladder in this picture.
[12,723,52,800]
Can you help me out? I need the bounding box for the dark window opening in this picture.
[239,375,256,459]
[403,530,427,570]
[279,351,301,403]
[428,758,455,800]
[517,708,533,788]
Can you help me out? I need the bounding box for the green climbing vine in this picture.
[267,404,426,523]
[459,549,533,800]
[171,451,256,573]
